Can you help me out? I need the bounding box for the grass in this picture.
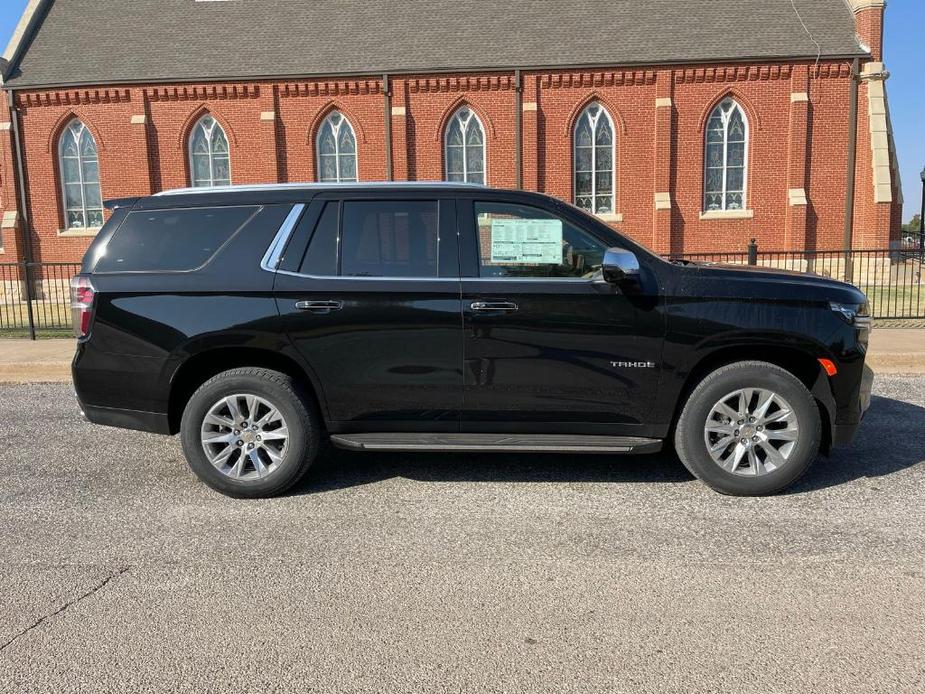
[860,285,925,319]
[0,301,72,337]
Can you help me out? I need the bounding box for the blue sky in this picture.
[2,0,923,222]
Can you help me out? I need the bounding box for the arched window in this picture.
[444,107,485,185]
[704,98,748,211]
[59,120,103,229]
[573,103,615,215]
[316,111,358,183]
[189,115,231,188]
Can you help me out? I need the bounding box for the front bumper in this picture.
[832,364,874,447]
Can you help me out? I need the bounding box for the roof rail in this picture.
[153,181,486,197]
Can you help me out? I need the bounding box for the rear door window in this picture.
[297,202,339,276]
[94,206,258,272]
[340,201,439,278]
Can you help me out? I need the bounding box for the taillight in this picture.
[70,275,96,338]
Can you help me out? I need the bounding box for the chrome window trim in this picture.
[260,204,306,272]
[273,267,593,284]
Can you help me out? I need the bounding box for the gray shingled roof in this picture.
[4,0,865,89]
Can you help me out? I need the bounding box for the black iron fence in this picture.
[666,240,924,320]
[1,262,81,338]
[1,242,923,338]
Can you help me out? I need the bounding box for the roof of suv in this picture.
[135,182,537,209]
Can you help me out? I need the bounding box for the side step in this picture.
[329,433,663,455]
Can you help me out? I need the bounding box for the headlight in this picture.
[829,301,870,324]
[830,301,872,347]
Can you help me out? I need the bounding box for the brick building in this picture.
[0,0,903,265]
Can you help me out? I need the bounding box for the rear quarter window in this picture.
[93,206,259,273]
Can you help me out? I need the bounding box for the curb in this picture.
[0,362,71,384]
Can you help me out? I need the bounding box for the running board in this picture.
[329,433,663,455]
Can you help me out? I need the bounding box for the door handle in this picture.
[470,301,519,312]
[295,300,343,313]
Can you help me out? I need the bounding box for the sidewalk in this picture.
[0,329,923,384]
[0,339,74,383]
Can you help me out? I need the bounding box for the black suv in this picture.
[71,183,873,497]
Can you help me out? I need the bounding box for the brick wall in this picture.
[0,56,902,264]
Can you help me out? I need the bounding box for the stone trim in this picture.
[654,192,672,210]
[130,114,146,124]
[522,102,537,112]
[1,0,48,84]
[0,122,11,131]
[1,210,18,228]
[790,92,809,103]
[847,0,886,12]
[788,188,808,206]
[655,97,672,108]
[391,105,406,116]
[260,111,276,121]
[863,62,894,204]
[596,212,623,223]
[700,209,755,220]
[58,227,102,237]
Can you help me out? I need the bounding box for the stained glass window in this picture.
[189,115,232,188]
[704,99,748,211]
[445,107,485,185]
[573,104,615,215]
[316,111,358,183]
[59,120,104,229]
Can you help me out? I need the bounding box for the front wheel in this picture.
[674,361,822,496]
[180,367,320,498]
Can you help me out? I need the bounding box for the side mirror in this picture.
[602,247,640,284]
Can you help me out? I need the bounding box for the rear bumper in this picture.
[73,340,172,435]
[80,401,172,435]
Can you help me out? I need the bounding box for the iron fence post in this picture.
[747,238,758,266]
[844,249,854,285]
[21,261,36,340]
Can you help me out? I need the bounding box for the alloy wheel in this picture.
[200,393,290,480]
[703,388,799,476]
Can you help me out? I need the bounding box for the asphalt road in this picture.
[1,378,924,693]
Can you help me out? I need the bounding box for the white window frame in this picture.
[572,103,616,216]
[703,99,749,212]
[444,107,486,184]
[58,120,103,231]
[315,111,359,183]
[188,115,232,188]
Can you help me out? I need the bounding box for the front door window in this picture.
[474,202,607,279]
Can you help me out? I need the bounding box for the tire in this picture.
[180,367,320,498]
[674,361,821,496]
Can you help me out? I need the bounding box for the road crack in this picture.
[0,566,131,654]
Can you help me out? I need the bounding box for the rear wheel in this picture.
[674,361,821,496]
[180,367,320,498]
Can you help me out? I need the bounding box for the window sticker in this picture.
[490,218,563,265]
